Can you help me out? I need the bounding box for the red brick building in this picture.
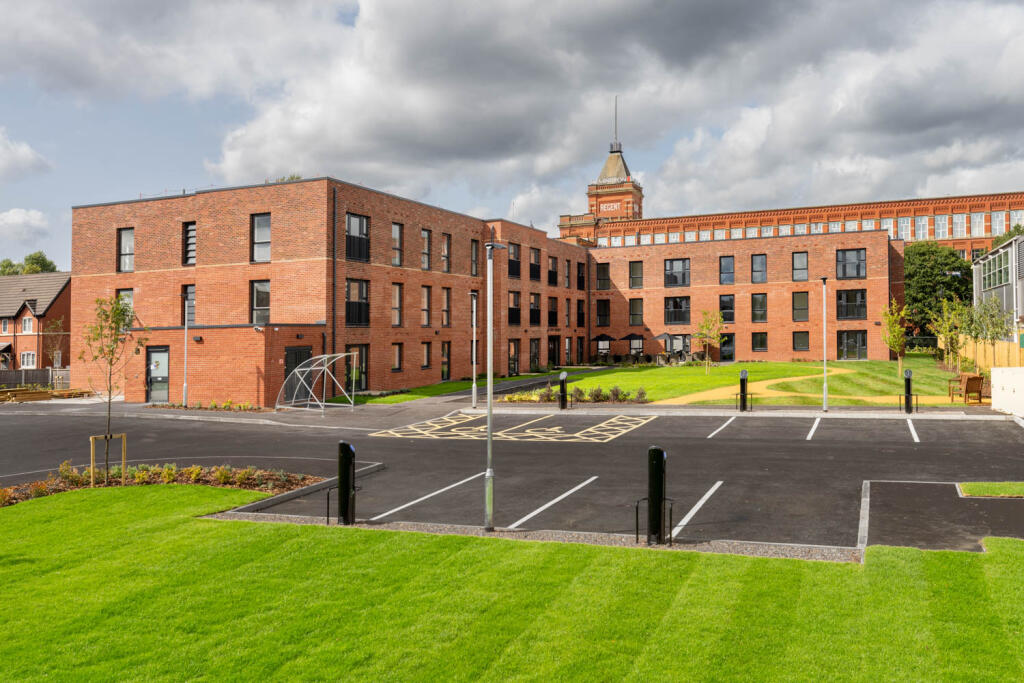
[0,272,71,372]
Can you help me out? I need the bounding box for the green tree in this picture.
[991,224,1024,249]
[928,297,967,373]
[976,296,1014,368]
[881,298,908,377]
[0,258,20,275]
[693,310,725,375]
[274,174,303,182]
[903,242,972,333]
[78,296,147,483]
[0,251,59,275]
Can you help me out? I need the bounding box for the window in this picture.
[934,215,949,240]
[629,298,643,325]
[21,317,33,333]
[346,213,370,262]
[529,248,541,281]
[564,259,571,288]
[953,214,967,238]
[442,287,451,327]
[420,286,431,326]
[576,299,585,327]
[20,351,36,368]
[596,263,611,290]
[0,319,6,334]
[792,252,808,281]
[391,223,403,266]
[390,283,403,326]
[548,256,558,286]
[751,293,767,322]
[838,330,868,360]
[53,350,62,368]
[719,256,734,284]
[630,338,644,355]
[793,331,809,351]
[548,297,558,327]
[836,289,867,319]
[664,258,690,287]
[529,293,541,325]
[116,288,133,315]
[982,250,1011,289]
[915,216,929,241]
[182,222,196,266]
[992,212,1006,237]
[182,285,195,326]
[629,261,643,288]
[508,291,521,326]
[392,343,403,371]
[565,297,571,327]
[441,233,451,272]
[597,339,610,357]
[529,338,541,371]
[420,229,431,270]
[751,254,767,283]
[596,299,610,327]
[971,212,986,237]
[829,221,842,234]
[577,262,586,290]
[251,214,270,262]
[117,227,135,272]
[792,292,809,322]
[752,332,767,352]
[470,239,479,276]
[421,342,431,368]
[719,295,734,324]
[836,249,866,279]
[882,218,894,238]
[441,341,451,380]
[508,243,521,278]
[898,217,911,241]
[250,280,269,325]
[664,296,690,325]
[508,339,520,375]
[972,248,986,261]
[345,279,369,327]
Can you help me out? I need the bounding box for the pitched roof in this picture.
[596,150,632,185]
[0,272,70,318]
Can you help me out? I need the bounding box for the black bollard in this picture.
[558,371,568,410]
[647,446,667,544]
[739,369,749,412]
[338,441,356,525]
[904,369,913,414]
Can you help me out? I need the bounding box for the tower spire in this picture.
[610,96,622,153]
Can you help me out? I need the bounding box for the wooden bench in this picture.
[949,374,983,403]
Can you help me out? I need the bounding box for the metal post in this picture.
[739,369,748,412]
[904,369,913,414]
[647,446,667,545]
[471,293,478,410]
[484,235,506,532]
[558,370,568,409]
[821,276,829,412]
[182,297,191,406]
[338,441,356,525]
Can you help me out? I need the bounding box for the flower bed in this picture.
[503,384,649,404]
[147,401,265,412]
[0,461,321,509]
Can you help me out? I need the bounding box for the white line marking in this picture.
[706,417,735,439]
[672,480,723,538]
[497,414,552,434]
[857,480,870,548]
[806,417,821,441]
[906,419,920,443]
[507,476,598,530]
[370,472,485,521]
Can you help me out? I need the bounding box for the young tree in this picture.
[961,303,985,371]
[78,296,146,483]
[976,296,1014,368]
[881,298,908,377]
[693,310,725,375]
[928,298,967,373]
[903,242,972,333]
[42,316,65,370]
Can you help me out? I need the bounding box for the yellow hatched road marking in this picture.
[370,414,657,443]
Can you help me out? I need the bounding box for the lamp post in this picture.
[471,292,478,409]
[821,276,828,412]
[182,292,194,406]
[484,235,506,531]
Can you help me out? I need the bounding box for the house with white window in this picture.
[974,234,1024,344]
[0,272,71,371]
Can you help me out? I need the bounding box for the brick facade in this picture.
[0,274,71,372]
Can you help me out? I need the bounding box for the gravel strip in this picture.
[206,511,863,563]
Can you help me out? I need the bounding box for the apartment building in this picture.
[0,272,71,371]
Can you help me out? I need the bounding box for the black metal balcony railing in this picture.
[529,309,541,325]
[346,301,369,326]
[548,270,558,286]
[548,311,557,327]
[529,263,541,281]
[346,235,370,262]
[508,308,521,326]
[508,260,521,278]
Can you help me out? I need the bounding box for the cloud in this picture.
[0,128,50,183]
[0,209,49,245]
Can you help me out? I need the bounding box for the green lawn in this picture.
[961,482,1024,498]
[768,352,953,397]
[5,486,1024,679]
[330,368,587,405]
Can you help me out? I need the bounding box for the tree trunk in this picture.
[105,363,112,484]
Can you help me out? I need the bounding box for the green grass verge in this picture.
[5,486,1024,679]
[329,368,588,405]
[769,352,953,397]
[960,482,1024,498]
[693,396,885,407]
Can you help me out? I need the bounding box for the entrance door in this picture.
[529,338,540,371]
[547,335,560,367]
[720,334,735,362]
[146,346,169,403]
[576,336,584,365]
[508,339,520,376]
[565,337,571,366]
[838,330,868,360]
[440,341,451,380]
[284,346,313,401]
[345,344,368,392]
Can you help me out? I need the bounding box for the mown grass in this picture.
[769,352,953,397]
[960,482,1024,498]
[329,368,587,405]
[5,486,1024,679]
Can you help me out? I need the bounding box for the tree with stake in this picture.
[693,310,725,375]
[928,298,967,373]
[78,296,146,484]
[42,316,65,369]
[881,298,908,378]
[977,296,1014,369]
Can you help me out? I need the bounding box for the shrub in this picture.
[223,400,234,410]
[608,386,622,402]
[588,386,606,403]
[254,471,265,487]
[137,463,150,472]
[235,467,256,487]
[537,384,555,402]
[109,465,122,481]
[184,465,203,483]
[209,400,219,410]
[213,466,233,485]
[58,460,83,487]
[134,469,149,484]
[30,481,48,498]
[273,469,290,487]
[618,390,632,402]
[635,387,648,403]
[161,464,178,484]
[0,487,11,506]
[571,386,585,403]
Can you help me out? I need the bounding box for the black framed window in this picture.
[629,261,643,288]
[470,239,479,276]
[836,289,867,319]
[346,213,369,262]
[420,229,431,270]
[529,338,540,371]
[508,291,521,326]
[421,341,431,368]
[117,227,135,272]
[596,299,610,327]
[751,254,767,283]
[751,293,767,322]
[836,249,866,279]
[182,284,195,326]
[442,287,451,327]
[345,279,370,327]
[792,291,809,322]
[548,256,558,285]
[391,283,402,326]
[793,331,810,351]
[564,259,571,288]
[250,280,270,325]
[752,332,768,352]
[392,343,403,371]
[664,258,689,287]
[838,330,868,360]
[421,286,431,326]
[441,233,451,273]
[629,298,643,325]
[250,214,270,263]
[391,223,403,266]
[576,262,586,289]
[576,299,585,327]
[719,255,734,284]
[792,252,808,281]
[719,294,734,324]
[529,248,541,281]
[664,296,690,325]
[508,243,521,278]
[565,297,571,327]
[182,222,196,266]
[548,297,558,326]
[596,263,610,290]
[529,293,541,325]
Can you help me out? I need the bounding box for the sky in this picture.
[2,0,1024,270]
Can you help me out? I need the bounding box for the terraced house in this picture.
[0,271,71,373]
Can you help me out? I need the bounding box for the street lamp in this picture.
[484,234,506,532]
[821,276,828,412]
[471,292,478,409]
[182,291,195,406]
